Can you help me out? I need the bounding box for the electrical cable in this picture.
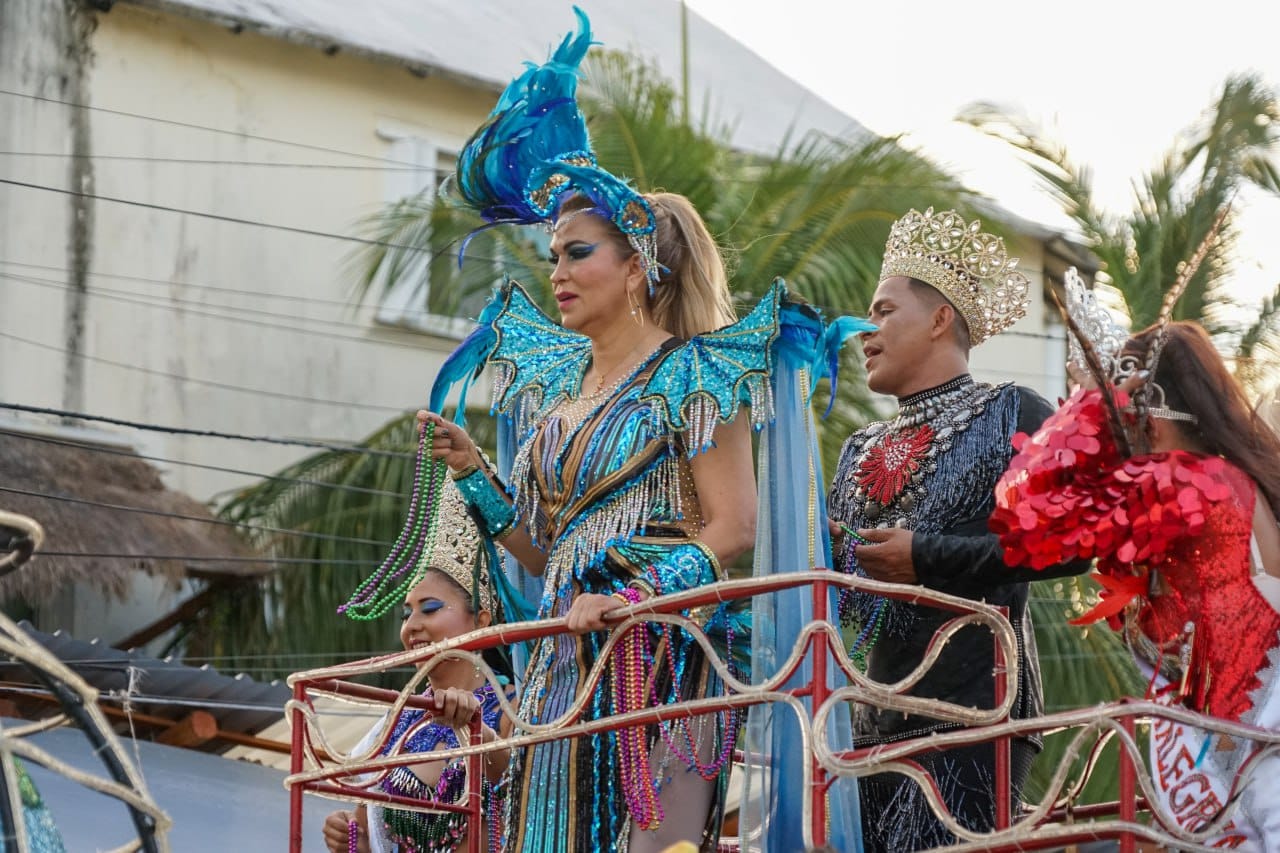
[0,328,412,413]
[0,429,406,500]
[0,485,393,549]
[0,401,414,457]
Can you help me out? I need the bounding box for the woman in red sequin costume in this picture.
[992,321,1280,848]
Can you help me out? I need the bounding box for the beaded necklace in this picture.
[848,375,998,527]
[340,421,448,620]
[555,337,666,427]
[588,335,658,396]
[835,375,1003,642]
[609,581,740,831]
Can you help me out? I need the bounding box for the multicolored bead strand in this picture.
[835,523,885,666]
[652,620,738,781]
[339,420,448,620]
[610,586,665,829]
[377,683,506,852]
[347,818,359,853]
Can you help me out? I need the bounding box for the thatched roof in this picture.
[0,430,267,603]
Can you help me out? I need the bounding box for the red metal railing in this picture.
[286,572,1280,852]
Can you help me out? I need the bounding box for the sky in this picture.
[685,0,1280,308]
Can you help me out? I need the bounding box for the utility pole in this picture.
[680,0,690,126]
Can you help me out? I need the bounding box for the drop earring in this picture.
[628,290,645,327]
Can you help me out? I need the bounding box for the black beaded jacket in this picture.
[828,376,1089,745]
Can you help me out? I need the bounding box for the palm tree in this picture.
[961,74,1280,384]
[194,49,973,681]
[963,73,1280,804]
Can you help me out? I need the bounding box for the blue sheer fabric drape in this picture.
[740,366,862,852]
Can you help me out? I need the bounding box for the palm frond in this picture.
[1025,577,1146,804]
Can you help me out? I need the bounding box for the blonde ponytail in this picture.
[644,192,736,339]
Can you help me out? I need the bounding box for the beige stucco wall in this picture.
[3,3,1068,501]
[968,236,1067,402]
[7,3,494,500]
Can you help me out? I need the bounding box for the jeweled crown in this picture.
[1062,267,1196,424]
[879,208,1030,346]
[427,481,492,612]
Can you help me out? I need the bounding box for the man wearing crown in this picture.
[827,208,1089,850]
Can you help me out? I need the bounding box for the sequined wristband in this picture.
[453,468,516,540]
[635,541,719,596]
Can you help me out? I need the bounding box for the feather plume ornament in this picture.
[1141,202,1228,391]
[1135,203,1233,435]
[453,6,596,227]
[447,7,661,282]
[1056,202,1231,456]
[1053,279,1133,457]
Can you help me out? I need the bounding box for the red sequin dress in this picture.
[991,388,1280,847]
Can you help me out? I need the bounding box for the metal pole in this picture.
[1119,714,1137,853]
[810,579,830,847]
[468,716,483,853]
[288,682,306,853]
[994,606,1010,830]
[679,0,690,126]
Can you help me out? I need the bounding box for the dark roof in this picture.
[0,621,290,745]
[0,429,268,604]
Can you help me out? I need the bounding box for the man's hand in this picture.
[855,527,917,584]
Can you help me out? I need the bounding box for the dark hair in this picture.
[906,278,971,353]
[1127,321,1280,517]
[421,567,514,683]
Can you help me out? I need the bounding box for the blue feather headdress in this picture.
[451,7,661,284]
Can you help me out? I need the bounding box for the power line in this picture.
[0,402,414,458]
[0,485,392,549]
[0,258,1069,345]
[0,177,427,252]
[0,429,407,501]
[0,258,463,318]
[0,683,412,715]
[0,328,410,413]
[0,148,983,191]
[0,683,293,715]
[63,654,399,666]
[0,151,426,171]
[2,269,379,331]
[36,552,379,565]
[0,87,423,168]
[0,270,471,354]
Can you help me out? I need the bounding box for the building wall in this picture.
[969,236,1067,401]
[5,3,492,502]
[0,0,88,417]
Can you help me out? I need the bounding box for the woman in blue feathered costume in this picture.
[420,8,868,851]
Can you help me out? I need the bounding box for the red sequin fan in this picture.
[990,389,1233,581]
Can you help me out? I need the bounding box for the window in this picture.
[373,126,486,338]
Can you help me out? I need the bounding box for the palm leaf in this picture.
[1025,577,1146,804]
